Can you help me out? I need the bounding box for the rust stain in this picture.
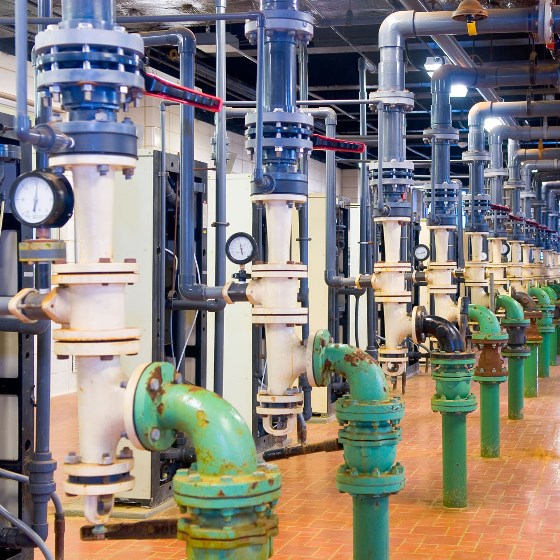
[196,409,209,427]
[157,403,164,415]
[147,366,163,402]
[218,490,225,497]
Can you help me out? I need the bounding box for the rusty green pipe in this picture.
[494,294,529,420]
[125,362,280,560]
[468,305,508,459]
[310,330,404,560]
[550,285,560,357]
[528,287,554,378]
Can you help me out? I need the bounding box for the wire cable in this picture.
[0,504,53,560]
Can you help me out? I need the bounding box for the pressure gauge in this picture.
[480,251,488,261]
[501,242,510,256]
[225,232,258,265]
[10,171,74,228]
[413,244,430,262]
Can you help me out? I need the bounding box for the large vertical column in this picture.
[33,0,145,523]
[244,2,314,436]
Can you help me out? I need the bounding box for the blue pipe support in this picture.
[310,330,404,560]
[127,362,281,560]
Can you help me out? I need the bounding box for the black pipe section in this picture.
[80,519,178,541]
[415,310,465,353]
[263,438,342,461]
[513,291,538,312]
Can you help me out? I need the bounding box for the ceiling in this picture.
[0,1,557,168]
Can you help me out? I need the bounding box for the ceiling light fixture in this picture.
[424,56,444,78]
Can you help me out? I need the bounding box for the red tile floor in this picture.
[43,364,560,559]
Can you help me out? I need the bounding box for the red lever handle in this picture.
[144,72,223,113]
[312,134,366,154]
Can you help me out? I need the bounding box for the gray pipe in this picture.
[520,160,560,217]
[213,0,227,396]
[358,57,376,355]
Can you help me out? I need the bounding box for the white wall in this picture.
[0,52,360,395]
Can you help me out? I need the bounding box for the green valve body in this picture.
[529,287,554,379]
[431,351,476,508]
[126,362,281,560]
[311,330,404,560]
[523,312,542,398]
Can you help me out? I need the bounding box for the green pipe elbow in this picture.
[548,284,560,298]
[310,330,390,403]
[468,304,501,336]
[495,294,525,321]
[541,285,558,304]
[127,362,258,477]
[528,286,552,307]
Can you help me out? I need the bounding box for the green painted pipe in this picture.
[495,294,529,421]
[524,343,539,397]
[353,496,389,560]
[549,285,560,358]
[495,294,525,320]
[529,287,554,379]
[507,356,525,419]
[311,340,389,402]
[311,330,404,560]
[540,285,558,366]
[442,412,468,508]
[468,305,507,459]
[479,382,501,457]
[557,325,560,356]
[468,304,502,336]
[128,362,280,560]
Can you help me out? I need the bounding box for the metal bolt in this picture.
[119,381,127,389]
[149,378,160,392]
[97,164,109,176]
[64,452,80,464]
[118,447,133,459]
[150,428,161,441]
[100,453,113,465]
[220,475,233,482]
[123,168,134,180]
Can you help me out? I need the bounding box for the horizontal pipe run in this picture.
[80,520,178,541]
[263,439,342,461]
[0,318,50,335]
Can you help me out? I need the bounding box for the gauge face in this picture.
[225,232,258,265]
[480,251,488,261]
[501,242,510,256]
[10,171,73,228]
[413,244,430,262]
[12,175,55,225]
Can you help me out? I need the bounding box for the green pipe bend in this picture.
[130,363,258,477]
[311,330,390,403]
[494,294,525,321]
[468,304,501,335]
[548,284,560,298]
[541,285,558,304]
[528,286,552,307]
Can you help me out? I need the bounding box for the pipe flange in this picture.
[245,9,314,44]
[461,150,490,162]
[431,393,477,414]
[423,127,459,142]
[336,462,405,497]
[484,168,509,178]
[54,339,140,357]
[536,0,554,45]
[334,395,404,424]
[8,288,40,324]
[369,90,415,111]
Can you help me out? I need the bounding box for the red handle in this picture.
[312,134,366,154]
[144,72,223,113]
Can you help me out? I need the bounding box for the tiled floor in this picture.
[42,364,560,559]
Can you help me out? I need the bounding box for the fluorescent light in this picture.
[424,56,444,77]
[484,117,503,132]
[450,83,468,97]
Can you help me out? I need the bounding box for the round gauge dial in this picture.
[225,232,258,265]
[501,242,510,256]
[413,244,430,262]
[10,171,74,228]
[480,251,488,261]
